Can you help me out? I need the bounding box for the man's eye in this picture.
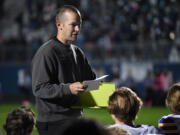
[71,24,76,26]
[71,24,80,27]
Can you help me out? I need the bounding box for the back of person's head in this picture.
[107,127,131,135]
[166,82,180,114]
[108,87,143,124]
[61,118,110,135]
[3,106,35,135]
[56,5,81,23]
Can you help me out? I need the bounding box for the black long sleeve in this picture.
[31,38,96,122]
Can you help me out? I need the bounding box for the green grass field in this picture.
[0,104,170,135]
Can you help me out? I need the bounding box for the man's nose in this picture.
[75,25,80,32]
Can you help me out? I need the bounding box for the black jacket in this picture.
[32,38,96,122]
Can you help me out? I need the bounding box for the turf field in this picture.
[0,104,170,135]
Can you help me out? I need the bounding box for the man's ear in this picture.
[56,22,62,29]
[56,22,60,27]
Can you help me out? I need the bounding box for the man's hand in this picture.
[69,82,88,95]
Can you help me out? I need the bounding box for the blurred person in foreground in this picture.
[61,118,110,135]
[3,107,35,135]
[107,126,131,135]
[31,5,96,135]
[158,82,180,135]
[108,87,159,135]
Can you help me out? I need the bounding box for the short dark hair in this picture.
[3,106,35,135]
[56,5,81,22]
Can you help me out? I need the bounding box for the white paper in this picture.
[83,75,108,91]
[95,75,109,81]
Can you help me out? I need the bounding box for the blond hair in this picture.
[108,87,143,124]
[166,82,180,114]
[56,5,81,23]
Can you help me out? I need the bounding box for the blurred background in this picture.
[0,0,180,106]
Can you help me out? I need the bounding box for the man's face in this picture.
[58,11,82,45]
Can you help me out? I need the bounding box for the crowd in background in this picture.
[0,0,180,63]
[1,0,180,105]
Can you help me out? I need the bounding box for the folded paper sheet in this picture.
[83,75,109,91]
[78,82,115,107]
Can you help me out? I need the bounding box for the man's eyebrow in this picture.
[70,22,81,25]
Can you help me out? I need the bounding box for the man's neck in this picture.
[56,35,71,45]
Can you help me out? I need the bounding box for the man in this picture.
[31,5,96,135]
[3,107,35,135]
